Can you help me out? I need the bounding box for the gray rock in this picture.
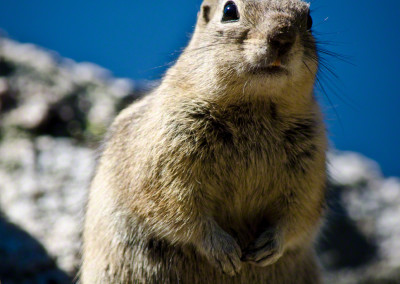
[319,152,400,283]
[0,137,94,276]
[0,37,142,142]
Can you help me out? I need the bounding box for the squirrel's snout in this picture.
[268,30,296,58]
[246,14,298,66]
[246,27,296,68]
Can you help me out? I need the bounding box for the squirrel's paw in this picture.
[200,229,242,276]
[241,228,283,267]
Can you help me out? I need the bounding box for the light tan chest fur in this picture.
[108,95,326,248]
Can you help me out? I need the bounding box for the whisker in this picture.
[315,75,344,132]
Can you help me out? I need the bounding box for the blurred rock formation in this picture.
[0,37,399,283]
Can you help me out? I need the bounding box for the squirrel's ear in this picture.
[199,0,218,25]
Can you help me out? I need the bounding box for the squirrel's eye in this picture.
[307,11,313,30]
[222,1,239,22]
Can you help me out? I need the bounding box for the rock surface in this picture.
[1,37,399,283]
[320,152,400,283]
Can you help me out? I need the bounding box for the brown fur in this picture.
[82,0,327,283]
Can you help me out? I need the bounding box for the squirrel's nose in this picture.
[268,30,295,58]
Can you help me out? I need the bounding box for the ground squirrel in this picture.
[82,0,327,283]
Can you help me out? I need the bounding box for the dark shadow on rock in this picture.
[0,88,18,114]
[317,184,379,270]
[33,85,90,140]
[0,213,72,284]
[0,57,15,76]
[0,57,18,114]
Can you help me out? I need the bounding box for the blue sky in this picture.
[1,1,399,176]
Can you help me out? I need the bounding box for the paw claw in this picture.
[200,227,242,276]
[242,229,283,267]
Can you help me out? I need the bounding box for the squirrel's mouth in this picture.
[249,59,289,76]
[249,65,289,76]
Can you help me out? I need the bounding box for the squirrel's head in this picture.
[175,0,318,100]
